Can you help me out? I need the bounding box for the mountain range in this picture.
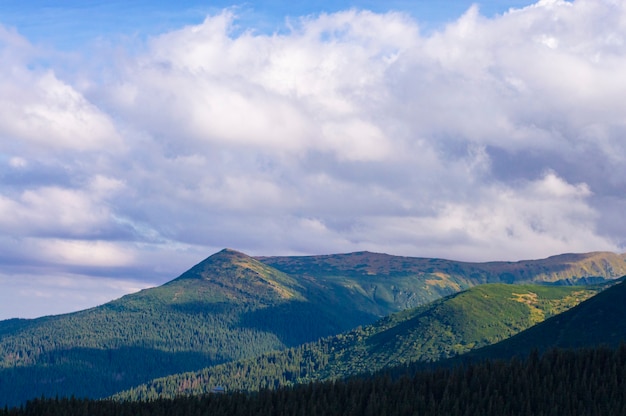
[1,249,625,407]
[114,281,610,400]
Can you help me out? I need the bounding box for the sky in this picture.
[1,0,625,320]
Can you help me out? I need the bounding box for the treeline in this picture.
[6,345,626,416]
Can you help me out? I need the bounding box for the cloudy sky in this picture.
[1,0,625,320]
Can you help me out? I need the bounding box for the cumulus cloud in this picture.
[1,0,626,318]
[0,26,123,155]
[0,71,122,152]
[0,177,123,236]
[99,9,416,160]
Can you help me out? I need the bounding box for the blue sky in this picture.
[2,0,626,320]
[1,1,537,49]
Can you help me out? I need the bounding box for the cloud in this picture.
[0,271,152,319]
[0,178,123,237]
[2,72,121,150]
[1,0,626,318]
[0,42,123,154]
[99,9,416,160]
[35,239,135,267]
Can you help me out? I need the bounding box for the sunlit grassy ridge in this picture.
[259,251,626,284]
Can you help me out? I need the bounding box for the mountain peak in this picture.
[179,248,254,277]
[210,248,250,260]
[171,249,303,302]
[218,248,247,255]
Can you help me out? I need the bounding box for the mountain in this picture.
[259,250,626,284]
[0,249,371,406]
[113,282,606,400]
[0,249,624,406]
[257,251,626,313]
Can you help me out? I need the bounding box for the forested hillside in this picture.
[7,346,626,416]
[115,283,603,400]
[0,249,374,406]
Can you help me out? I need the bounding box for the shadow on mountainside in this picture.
[237,300,378,347]
[0,346,227,408]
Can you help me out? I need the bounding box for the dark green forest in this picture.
[5,346,626,416]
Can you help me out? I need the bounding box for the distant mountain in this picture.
[114,283,606,400]
[260,251,626,283]
[0,249,624,406]
[258,251,626,311]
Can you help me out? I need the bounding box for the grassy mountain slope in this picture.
[463,277,626,361]
[260,251,626,285]
[114,283,603,400]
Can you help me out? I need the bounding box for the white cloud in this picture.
[35,239,135,267]
[345,172,609,261]
[0,272,152,319]
[99,9,418,160]
[0,27,123,162]
[0,177,124,237]
[0,70,123,153]
[82,1,626,258]
[529,171,591,198]
[8,156,27,168]
[2,0,626,318]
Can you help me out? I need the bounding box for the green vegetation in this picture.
[0,248,624,407]
[465,277,626,361]
[0,249,374,406]
[6,346,626,416]
[260,250,626,286]
[115,283,602,400]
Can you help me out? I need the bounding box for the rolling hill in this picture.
[0,248,625,406]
